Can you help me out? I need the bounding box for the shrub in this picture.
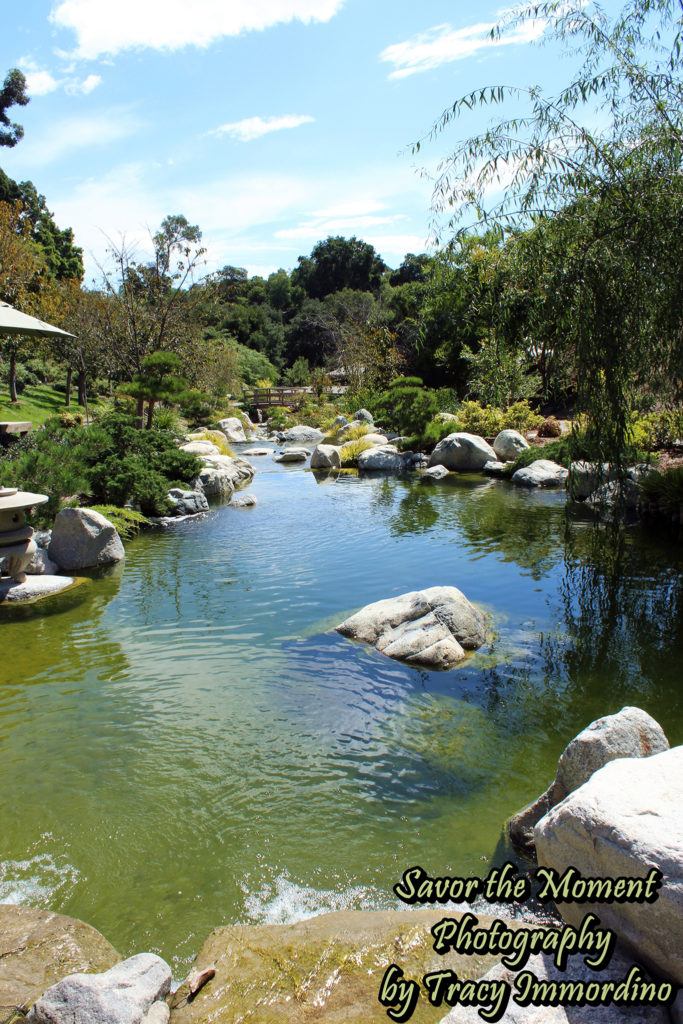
[343,422,370,441]
[373,377,438,435]
[538,416,562,438]
[339,438,374,466]
[267,406,295,431]
[178,389,215,427]
[88,505,150,540]
[194,429,234,457]
[453,401,504,437]
[640,467,683,516]
[501,401,544,433]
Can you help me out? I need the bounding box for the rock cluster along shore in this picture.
[1,708,680,1023]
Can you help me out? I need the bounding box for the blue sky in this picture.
[2,0,614,283]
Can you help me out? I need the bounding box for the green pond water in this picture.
[1,456,682,973]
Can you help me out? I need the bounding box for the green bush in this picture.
[373,377,438,435]
[178,389,215,427]
[267,406,295,431]
[640,467,683,516]
[88,505,150,540]
[452,400,504,437]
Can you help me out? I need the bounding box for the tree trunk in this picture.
[77,369,87,408]
[136,396,145,429]
[9,349,18,403]
[146,399,156,429]
[65,366,72,407]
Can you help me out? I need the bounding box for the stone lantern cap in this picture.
[0,486,49,511]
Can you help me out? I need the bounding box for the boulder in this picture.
[33,529,52,549]
[29,953,172,1024]
[567,461,615,501]
[337,420,369,440]
[179,440,220,456]
[353,408,374,423]
[492,429,529,462]
[363,432,389,446]
[332,415,348,428]
[169,908,522,1024]
[193,465,234,500]
[49,508,124,571]
[230,494,257,508]
[438,948,670,1023]
[241,447,272,456]
[508,706,669,854]
[0,575,79,603]
[336,585,486,669]
[282,425,325,445]
[357,445,403,471]
[587,477,641,511]
[406,453,429,469]
[166,489,209,516]
[199,455,255,490]
[274,448,309,463]
[420,465,450,483]
[482,460,506,476]
[216,417,247,443]
[429,433,497,471]
[0,905,119,1020]
[535,745,683,985]
[511,460,568,488]
[310,444,341,469]
[141,1003,170,1024]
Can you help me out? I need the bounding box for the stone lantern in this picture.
[0,486,49,584]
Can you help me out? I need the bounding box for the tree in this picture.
[0,170,84,280]
[0,69,28,148]
[0,200,48,401]
[421,0,683,464]
[292,236,387,299]
[125,351,186,429]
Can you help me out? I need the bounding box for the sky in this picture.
[1,0,616,284]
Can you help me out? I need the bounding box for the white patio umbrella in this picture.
[0,300,75,339]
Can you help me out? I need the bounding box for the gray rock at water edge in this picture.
[429,432,497,471]
[535,745,683,986]
[230,493,257,508]
[482,460,506,476]
[420,465,450,483]
[166,489,209,516]
[407,453,429,469]
[362,432,389,446]
[588,476,641,510]
[180,440,221,457]
[29,952,172,1024]
[357,445,403,471]
[48,508,125,571]
[216,416,247,443]
[493,428,529,462]
[437,948,671,1023]
[353,408,373,423]
[332,414,348,428]
[241,447,272,456]
[567,461,615,501]
[0,574,77,602]
[193,466,235,500]
[141,1002,170,1024]
[336,585,486,669]
[511,459,568,488]
[199,455,255,488]
[310,444,341,469]
[508,706,669,853]
[274,448,309,463]
[1,546,58,576]
[282,424,326,444]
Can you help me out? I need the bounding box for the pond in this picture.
[1,455,681,973]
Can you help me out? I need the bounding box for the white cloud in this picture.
[24,69,61,96]
[20,58,103,97]
[50,0,346,59]
[72,74,103,94]
[275,213,404,240]
[211,114,314,142]
[17,109,142,166]
[380,16,546,78]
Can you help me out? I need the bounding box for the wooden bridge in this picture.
[242,386,343,412]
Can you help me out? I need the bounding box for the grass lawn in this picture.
[0,383,106,428]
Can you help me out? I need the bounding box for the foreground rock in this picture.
[567,461,615,501]
[438,948,670,1023]
[508,706,669,854]
[0,905,119,1020]
[535,744,683,986]
[170,908,521,1024]
[194,455,255,499]
[0,574,79,603]
[511,459,568,488]
[336,586,486,668]
[310,443,341,469]
[420,465,450,483]
[49,508,124,571]
[29,953,172,1024]
[274,448,309,463]
[167,489,209,516]
[282,425,325,444]
[429,433,497,471]
[482,460,506,476]
[493,429,529,462]
[179,440,220,457]
[216,417,247,443]
[357,444,403,471]
[230,493,257,508]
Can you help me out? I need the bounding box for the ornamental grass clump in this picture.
[339,438,374,467]
[88,505,150,541]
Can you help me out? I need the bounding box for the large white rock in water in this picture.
[420,465,450,483]
[493,428,529,461]
[429,432,497,471]
[274,447,309,462]
[357,445,403,471]
[180,440,220,456]
[282,424,325,444]
[511,459,568,487]
[216,417,247,443]
[336,586,486,669]
[194,465,235,499]
[567,461,615,500]
[167,489,209,516]
[29,952,172,1024]
[310,444,341,469]
[49,508,124,571]
[535,745,683,985]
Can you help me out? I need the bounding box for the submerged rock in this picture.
[49,508,124,571]
[230,493,257,508]
[535,745,683,986]
[29,953,172,1024]
[0,904,119,1018]
[336,586,486,668]
[429,433,497,471]
[511,459,568,488]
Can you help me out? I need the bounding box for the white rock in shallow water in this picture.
[310,444,341,469]
[429,432,497,471]
[420,465,450,482]
[49,508,124,571]
[216,417,247,443]
[535,745,683,985]
[357,445,403,471]
[0,574,77,602]
[282,425,325,444]
[241,447,272,456]
[493,428,529,461]
[274,448,309,463]
[167,489,209,516]
[230,493,257,508]
[29,952,172,1024]
[336,586,486,669]
[511,459,568,487]
[482,460,506,476]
